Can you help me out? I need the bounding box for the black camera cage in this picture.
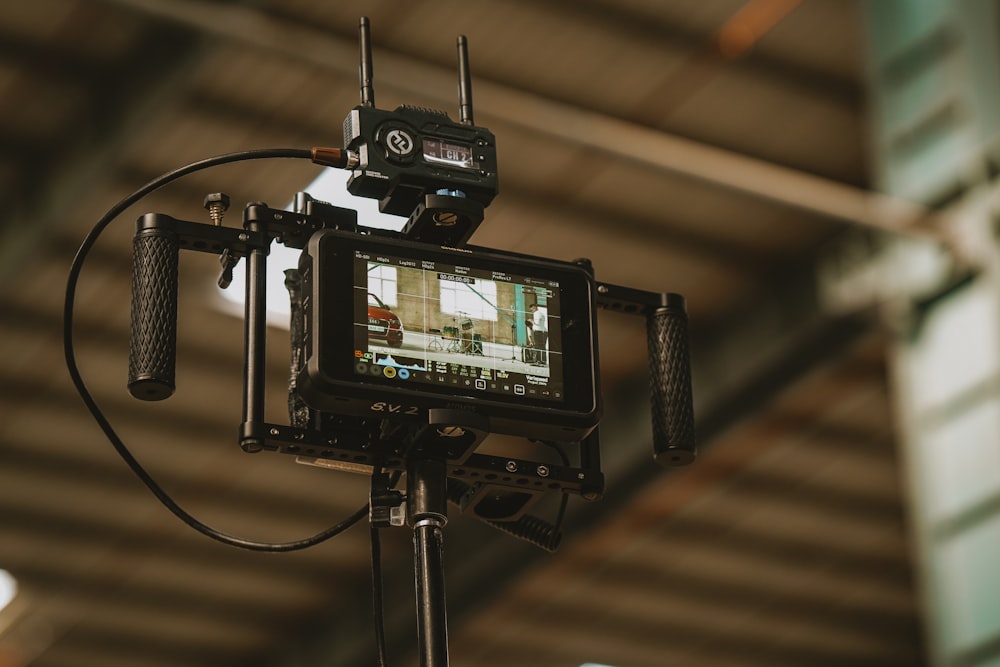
[127,15,695,515]
[128,196,694,506]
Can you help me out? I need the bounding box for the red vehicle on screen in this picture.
[367,292,404,347]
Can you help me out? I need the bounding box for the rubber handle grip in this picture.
[646,294,696,466]
[128,228,179,401]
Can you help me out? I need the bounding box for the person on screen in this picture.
[527,302,548,365]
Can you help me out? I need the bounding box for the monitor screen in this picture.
[352,248,566,404]
[297,229,600,441]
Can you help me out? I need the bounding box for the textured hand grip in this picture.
[128,229,179,401]
[646,294,696,466]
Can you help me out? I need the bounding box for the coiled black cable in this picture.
[64,148,369,551]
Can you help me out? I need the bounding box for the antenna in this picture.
[359,16,375,107]
[456,35,474,125]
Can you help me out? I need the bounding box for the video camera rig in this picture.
[95,17,697,666]
[126,18,695,527]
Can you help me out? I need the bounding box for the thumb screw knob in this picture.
[203,192,231,226]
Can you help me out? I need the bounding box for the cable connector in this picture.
[370,468,406,527]
[370,491,406,527]
[311,146,359,169]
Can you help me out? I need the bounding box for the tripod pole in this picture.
[408,457,450,667]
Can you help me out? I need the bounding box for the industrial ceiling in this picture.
[0,1,926,666]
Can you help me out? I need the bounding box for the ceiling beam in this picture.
[0,14,205,288]
[104,0,947,244]
[500,0,863,108]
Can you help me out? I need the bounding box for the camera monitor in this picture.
[295,230,601,441]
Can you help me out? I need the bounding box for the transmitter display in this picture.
[422,138,477,170]
[353,249,563,403]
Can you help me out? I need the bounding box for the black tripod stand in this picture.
[407,456,450,666]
